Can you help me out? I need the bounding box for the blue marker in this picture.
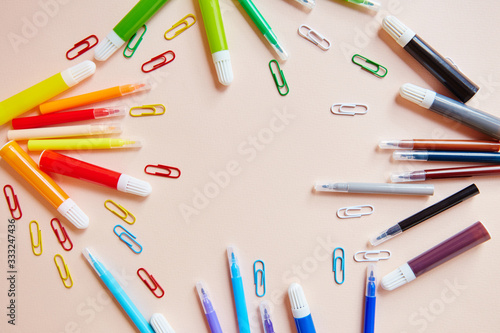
[393,150,500,163]
[288,283,316,333]
[227,246,251,333]
[363,264,377,333]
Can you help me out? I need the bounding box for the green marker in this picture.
[237,0,288,61]
[198,0,233,85]
[344,0,380,10]
[94,0,170,61]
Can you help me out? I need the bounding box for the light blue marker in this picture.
[227,246,251,333]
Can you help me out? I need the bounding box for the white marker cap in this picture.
[117,174,152,196]
[60,60,96,87]
[57,198,89,229]
[381,263,416,291]
[400,83,436,109]
[94,30,126,62]
[382,16,416,47]
[212,50,233,86]
[150,313,175,333]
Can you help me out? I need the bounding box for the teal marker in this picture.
[227,246,251,333]
[236,0,288,60]
[94,0,170,61]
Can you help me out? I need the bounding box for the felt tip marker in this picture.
[27,138,141,151]
[393,150,500,164]
[227,246,251,333]
[391,165,500,182]
[315,182,434,196]
[380,139,500,152]
[363,264,377,333]
[7,123,123,141]
[260,301,276,333]
[345,0,380,11]
[196,282,223,333]
[292,0,315,9]
[288,283,316,333]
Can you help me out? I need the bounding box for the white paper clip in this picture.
[354,250,391,262]
[337,205,374,219]
[331,103,368,116]
[298,24,331,51]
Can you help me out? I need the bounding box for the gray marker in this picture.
[314,182,434,196]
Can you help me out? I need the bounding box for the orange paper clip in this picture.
[141,51,175,73]
[137,268,165,298]
[3,185,22,220]
[66,35,99,60]
[164,14,196,40]
[51,218,73,251]
[144,164,181,178]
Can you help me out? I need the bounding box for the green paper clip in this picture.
[269,59,289,96]
[123,25,147,58]
[352,54,387,78]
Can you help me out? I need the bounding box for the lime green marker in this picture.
[237,0,288,61]
[198,0,233,85]
[94,0,170,61]
[27,138,141,151]
[345,0,380,10]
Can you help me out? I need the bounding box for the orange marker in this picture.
[39,83,151,114]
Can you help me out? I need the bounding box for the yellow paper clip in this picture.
[164,14,196,40]
[269,60,289,96]
[129,104,166,117]
[29,220,42,256]
[54,254,73,288]
[104,200,136,224]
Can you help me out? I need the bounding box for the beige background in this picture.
[1,0,499,332]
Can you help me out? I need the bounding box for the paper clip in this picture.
[333,247,345,285]
[129,104,166,117]
[29,220,43,256]
[66,35,99,60]
[137,268,165,298]
[253,260,266,297]
[144,164,181,178]
[354,250,392,262]
[164,14,196,40]
[352,54,388,78]
[113,225,143,254]
[104,200,136,224]
[298,25,331,51]
[3,185,22,220]
[50,218,73,251]
[337,205,374,219]
[141,50,175,73]
[124,25,147,58]
[331,103,368,116]
[54,254,73,288]
[269,60,289,96]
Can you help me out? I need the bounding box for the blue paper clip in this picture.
[333,247,345,285]
[123,25,147,58]
[113,225,143,254]
[253,260,266,297]
[352,54,388,78]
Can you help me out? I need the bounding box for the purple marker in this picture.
[196,281,223,333]
[260,301,276,333]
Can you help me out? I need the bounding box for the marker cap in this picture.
[117,174,152,196]
[60,60,96,87]
[212,50,233,86]
[150,313,175,333]
[381,263,416,291]
[94,30,126,62]
[57,198,89,229]
[288,283,311,319]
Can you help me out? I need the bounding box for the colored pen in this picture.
[381,222,490,291]
[27,138,141,151]
[196,281,223,333]
[392,165,500,182]
[236,0,288,61]
[345,0,380,11]
[39,83,151,114]
[227,246,251,333]
[393,150,500,164]
[380,139,500,152]
[39,150,152,196]
[0,141,89,229]
[363,264,377,333]
[0,60,95,126]
[314,182,434,195]
[12,107,126,130]
[259,301,276,333]
[292,0,315,9]
[7,123,122,141]
[400,83,500,140]
[370,184,479,246]
[198,0,233,85]
[288,283,316,333]
[94,0,170,61]
[150,313,176,333]
[383,17,478,102]
[82,248,155,333]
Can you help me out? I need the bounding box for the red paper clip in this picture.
[144,164,181,178]
[50,218,73,251]
[3,185,22,220]
[141,51,175,73]
[137,268,165,298]
[66,35,99,60]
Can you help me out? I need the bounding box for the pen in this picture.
[236,0,288,60]
[7,123,122,141]
[314,182,434,196]
[383,17,478,102]
[345,0,380,11]
[227,246,251,333]
[196,281,223,333]
[39,83,151,114]
[391,165,500,182]
[379,139,500,152]
[288,283,316,333]
[363,264,377,333]
[27,138,141,151]
[393,150,500,164]
[400,83,500,140]
[82,248,155,333]
[370,184,479,246]
[381,222,491,291]
[0,61,95,126]
[259,301,276,333]
[94,0,170,61]
[198,0,233,85]
[12,107,126,130]
[292,0,315,9]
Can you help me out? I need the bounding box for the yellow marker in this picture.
[29,220,43,256]
[0,60,96,126]
[27,138,142,151]
[54,254,74,288]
